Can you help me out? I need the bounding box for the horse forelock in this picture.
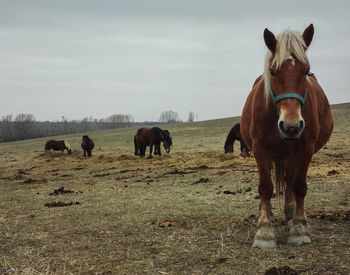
[263,29,309,103]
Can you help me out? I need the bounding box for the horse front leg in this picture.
[252,148,276,249]
[287,153,312,246]
[147,144,153,159]
[84,150,86,157]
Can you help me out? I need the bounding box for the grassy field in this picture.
[1,104,350,274]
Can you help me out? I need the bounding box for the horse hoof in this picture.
[252,226,277,249]
[287,235,311,246]
[252,239,277,249]
[287,221,311,245]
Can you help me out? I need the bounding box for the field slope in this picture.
[1,103,350,274]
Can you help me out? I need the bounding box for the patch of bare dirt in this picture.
[264,266,299,275]
[152,221,189,229]
[94,172,110,178]
[309,210,350,221]
[164,168,194,176]
[192,178,209,185]
[49,187,74,196]
[21,178,48,184]
[44,201,80,207]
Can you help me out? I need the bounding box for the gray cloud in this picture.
[1,1,349,121]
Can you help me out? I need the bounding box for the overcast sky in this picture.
[1,0,349,122]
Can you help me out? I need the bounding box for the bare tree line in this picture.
[159,110,182,123]
[0,113,134,142]
[1,110,196,142]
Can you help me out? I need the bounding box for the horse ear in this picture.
[302,24,314,48]
[264,28,276,53]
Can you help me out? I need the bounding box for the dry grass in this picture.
[1,105,350,274]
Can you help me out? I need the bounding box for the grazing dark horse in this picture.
[134,127,172,158]
[45,140,72,154]
[81,135,94,157]
[240,24,333,248]
[224,123,250,157]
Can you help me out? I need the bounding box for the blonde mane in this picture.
[262,29,309,101]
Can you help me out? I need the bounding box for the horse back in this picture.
[45,140,66,151]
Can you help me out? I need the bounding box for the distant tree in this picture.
[159,110,181,123]
[102,114,134,128]
[188,111,195,122]
[0,112,136,143]
[13,113,36,140]
[0,115,14,142]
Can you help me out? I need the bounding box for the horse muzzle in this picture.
[165,148,170,153]
[278,120,304,139]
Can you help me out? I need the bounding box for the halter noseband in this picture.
[269,82,307,108]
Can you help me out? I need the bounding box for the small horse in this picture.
[81,135,94,157]
[240,24,333,248]
[134,127,172,158]
[45,140,72,154]
[224,122,250,157]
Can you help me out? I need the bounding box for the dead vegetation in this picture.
[0,105,350,274]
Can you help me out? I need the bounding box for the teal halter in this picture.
[269,82,307,108]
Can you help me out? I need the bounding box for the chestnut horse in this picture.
[240,24,333,248]
[81,135,94,157]
[45,140,72,154]
[224,122,250,157]
[134,127,172,158]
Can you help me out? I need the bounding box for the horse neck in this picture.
[226,126,239,143]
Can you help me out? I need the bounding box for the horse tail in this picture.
[134,135,139,155]
[273,160,286,207]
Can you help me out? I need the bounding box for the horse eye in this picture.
[270,70,276,76]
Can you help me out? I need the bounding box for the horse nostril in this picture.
[299,120,304,129]
[279,121,284,130]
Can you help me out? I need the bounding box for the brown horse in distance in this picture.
[134,127,172,158]
[81,135,94,157]
[45,140,72,154]
[240,24,333,248]
[224,122,250,157]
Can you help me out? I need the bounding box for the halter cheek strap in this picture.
[269,82,307,108]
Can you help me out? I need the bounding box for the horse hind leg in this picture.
[284,188,296,227]
[284,163,296,226]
